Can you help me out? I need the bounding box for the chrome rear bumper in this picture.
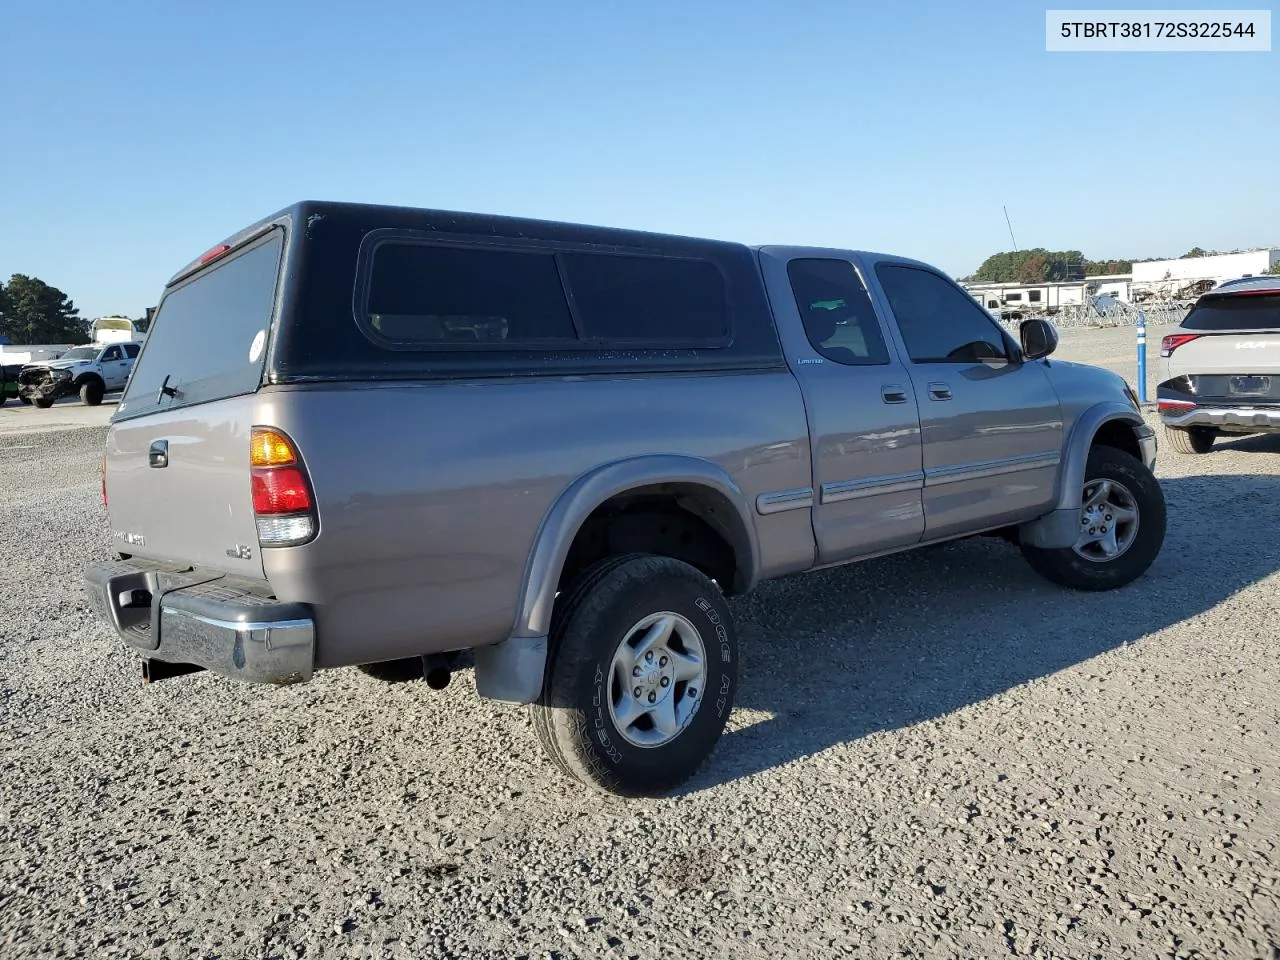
[84,559,315,684]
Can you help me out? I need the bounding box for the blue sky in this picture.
[1,0,1275,320]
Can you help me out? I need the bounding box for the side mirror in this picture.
[1019,318,1059,361]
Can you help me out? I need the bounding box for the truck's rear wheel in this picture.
[1020,446,1166,591]
[1164,425,1215,454]
[80,379,105,406]
[532,554,737,797]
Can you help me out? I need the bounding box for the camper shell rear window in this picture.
[116,229,284,418]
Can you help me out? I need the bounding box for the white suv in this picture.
[1158,277,1280,453]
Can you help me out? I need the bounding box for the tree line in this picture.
[965,247,1263,284]
[0,274,150,345]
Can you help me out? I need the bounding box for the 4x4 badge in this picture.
[226,544,253,560]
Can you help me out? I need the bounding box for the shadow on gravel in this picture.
[683,472,1280,794]
[1215,432,1280,456]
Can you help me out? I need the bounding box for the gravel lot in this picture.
[3,331,1279,959]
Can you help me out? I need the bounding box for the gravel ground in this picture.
[3,342,1280,959]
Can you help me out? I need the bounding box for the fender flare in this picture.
[512,454,761,641]
[473,455,759,704]
[74,371,105,387]
[1020,401,1151,550]
[1053,401,1149,511]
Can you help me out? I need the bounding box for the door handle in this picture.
[149,440,168,468]
[881,385,908,404]
[927,382,953,401]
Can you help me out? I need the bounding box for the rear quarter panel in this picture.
[255,373,814,668]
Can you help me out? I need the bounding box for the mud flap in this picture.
[1018,507,1079,550]
[473,635,547,704]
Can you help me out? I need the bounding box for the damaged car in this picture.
[18,342,139,408]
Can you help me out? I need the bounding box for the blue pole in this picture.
[1135,310,1148,403]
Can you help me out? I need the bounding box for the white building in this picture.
[1131,249,1280,301]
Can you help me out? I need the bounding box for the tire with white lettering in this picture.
[532,554,737,797]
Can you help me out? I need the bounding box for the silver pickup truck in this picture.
[85,201,1164,797]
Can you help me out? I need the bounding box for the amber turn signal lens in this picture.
[250,428,297,467]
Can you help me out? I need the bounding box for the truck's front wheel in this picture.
[80,379,105,406]
[532,554,737,797]
[1020,446,1166,591]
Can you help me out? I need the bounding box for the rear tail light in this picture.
[250,427,317,547]
[1157,399,1196,410]
[1161,334,1201,357]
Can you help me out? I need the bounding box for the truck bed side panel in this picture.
[255,372,814,668]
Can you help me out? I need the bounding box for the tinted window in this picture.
[363,243,576,346]
[1184,294,1280,331]
[561,253,728,343]
[785,258,890,365]
[118,230,283,417]
[876,265,1012,364]
[101,346,123,361]
[123,343,140,358]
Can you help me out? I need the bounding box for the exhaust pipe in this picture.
[142,659,205,684]
[423,653,452,690]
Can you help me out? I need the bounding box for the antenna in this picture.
[1003,205,1019,252]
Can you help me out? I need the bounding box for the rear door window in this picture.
[117,230,284,418]
[123,343,140,358]
[1184,294,1280,331]
[785,258,890,365]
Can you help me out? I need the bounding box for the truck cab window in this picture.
[876,264,1012,364]
[786,258,890,365]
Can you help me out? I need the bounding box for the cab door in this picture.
[868,260,1064,541]
[757,248,925,564]
[98,345,131,390]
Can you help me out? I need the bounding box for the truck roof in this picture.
[171,200,943,287]
[170,200,760,287]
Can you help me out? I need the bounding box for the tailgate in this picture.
[105,227,286,578]
[106,396,265,578]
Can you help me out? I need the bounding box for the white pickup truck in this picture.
[18,341,141,407]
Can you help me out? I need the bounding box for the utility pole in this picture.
[1003,205,1018,252]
